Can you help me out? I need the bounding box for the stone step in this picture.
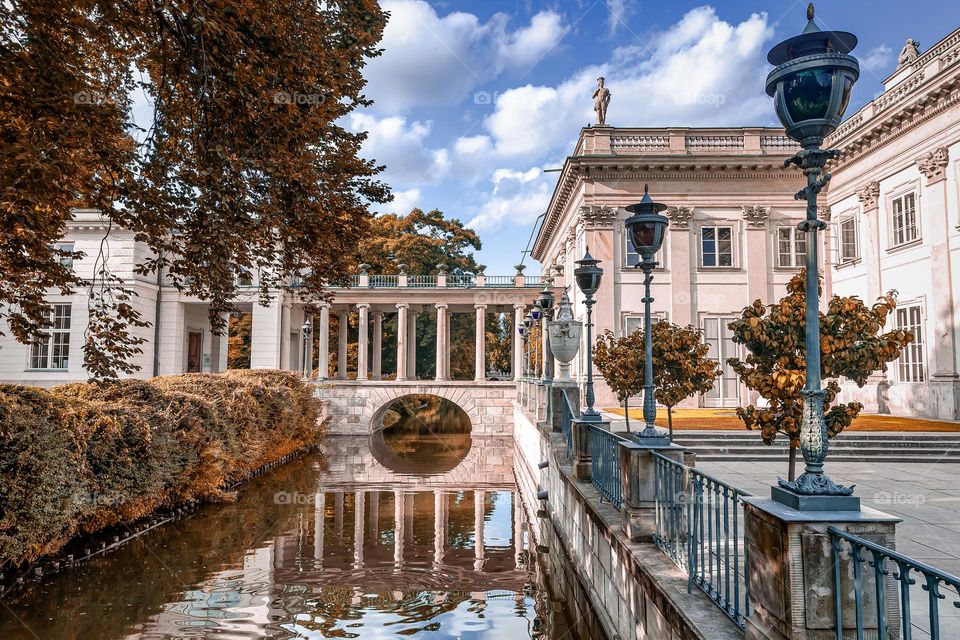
[684,446,960,457]
[675,439,960,450]
[697,453,960,463]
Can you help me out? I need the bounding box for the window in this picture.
[776,226,807,268]
[625,313,666,334]
[896,304,925,383]
[700,226,734,267]
[29,304,71,370]
[51,242,75,268]
[838,218,858,263]
[890,192,919,247]
[624,228,664,267]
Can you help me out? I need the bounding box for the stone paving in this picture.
[699,458,960,639]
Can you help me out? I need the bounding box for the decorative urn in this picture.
[547,291,582,382]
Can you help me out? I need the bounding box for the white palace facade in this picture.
[532,27,960,421]
[2,27,959,422]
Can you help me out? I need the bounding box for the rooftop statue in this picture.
[592,76,611,126]
[898,38,920,67]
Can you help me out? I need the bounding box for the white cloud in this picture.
[378,187,421,215]
[349,113,449,185]
[363,1,569,111]
[859,44,894,76]
[468,167,552,232]
[605,0,633,37]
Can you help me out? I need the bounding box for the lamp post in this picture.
[766,3,859,501]
[538,281,556,422]
[624,185,670,441]
[523,313,534,377]
[301,318,313,378]
[574,250,603,422]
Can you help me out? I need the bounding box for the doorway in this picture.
[187,332,203,372]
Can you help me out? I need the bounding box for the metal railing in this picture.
[588,425,623,508]
[446,274,475,287]
[525,275,544,287]
[485,275,515,287]
[369,274,398,287]
[350,275,362,286]
[407,275,437,287]
[829,526,960,640]
[652,452,752,629]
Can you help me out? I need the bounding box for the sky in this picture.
[352,0,960,275]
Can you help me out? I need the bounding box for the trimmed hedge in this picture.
[0,370,322,569]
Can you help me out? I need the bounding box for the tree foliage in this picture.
[594,321,719,432]
[1,0,389,378]
[728,270,913,448]
[358,208,482,275]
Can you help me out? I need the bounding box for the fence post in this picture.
[619,442,684,542]
[551,382,579,433]
[742,499,900,640]
[571,418,606,481]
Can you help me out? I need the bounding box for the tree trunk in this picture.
[787,444,798,482]
[667,406,674,442]
[623,398,631,432]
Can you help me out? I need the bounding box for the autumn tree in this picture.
[594,322,719,435]
[728,270,913,480]
[1,0,389,378]
[227,313,252,369]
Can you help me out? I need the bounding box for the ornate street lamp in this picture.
[523,312,534,377]
[517,321,528,378]
[624,185,670,441]
[538,282,555,384]
[574,250,603,422]
[766,3,858,504]
[301,318,313,378]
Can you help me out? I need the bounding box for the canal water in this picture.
[0,398,583,639]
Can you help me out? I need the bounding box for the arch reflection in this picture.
[371,394,472,475]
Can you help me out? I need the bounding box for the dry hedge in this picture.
[0,370,322,569]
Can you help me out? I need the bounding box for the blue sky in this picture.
[354,1,960,275]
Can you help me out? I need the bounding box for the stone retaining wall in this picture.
[513,405,743,640]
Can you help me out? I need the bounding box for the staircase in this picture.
[672,431,960,463]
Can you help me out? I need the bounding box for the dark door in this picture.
[187,332,203,372]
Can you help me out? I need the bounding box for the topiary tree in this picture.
[594,321,719,436]
[728,270,913,480]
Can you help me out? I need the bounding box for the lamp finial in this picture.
[807,3,814,21]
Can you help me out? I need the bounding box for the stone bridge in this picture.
[317,380,516,436]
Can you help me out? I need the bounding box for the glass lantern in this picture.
[624,185,669,262]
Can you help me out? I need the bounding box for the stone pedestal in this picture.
[743,498,900,640]
[550,382,580,433]
[619,442,685,542]
[571,418,608,481]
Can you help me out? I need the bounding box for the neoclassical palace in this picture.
[2,27,958,421]
[533,27,960,420]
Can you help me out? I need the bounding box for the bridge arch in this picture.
[318,380,515,436]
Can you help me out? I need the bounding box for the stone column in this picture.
[474,304,487,381]
[408,310,418,380]
[337,310,348,380]
[619,442,685,542]
[744,499,900,640]
[279,302,292,370]
[250,297,282,369]
[743,206,771,306]
[314,492,325,565]
[393,489,404,569]
[819,206,834,300]
[356,304,370,381]
[435,303,449,381]
[857,181,882,304]
[396,303,409,381]
[317,304,330,379]
[433,490,446,567]
[513,492,524,570]
[513,304,525,380]
[368,490,380,543]
[666,207,694,325]
[353,490,365,569]
[918,147,959,419]
[372,311,383,380]
[474,490,485,572]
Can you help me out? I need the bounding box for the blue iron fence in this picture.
[652,452,752,629]
[588,425,622,508]
[829,526,960,640]
[407,275,437,287]
[369,274,399,287]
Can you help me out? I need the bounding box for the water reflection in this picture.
[373,395,472,474]
[0,438,573,639]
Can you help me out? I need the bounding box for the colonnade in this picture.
[309,302,532,381]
